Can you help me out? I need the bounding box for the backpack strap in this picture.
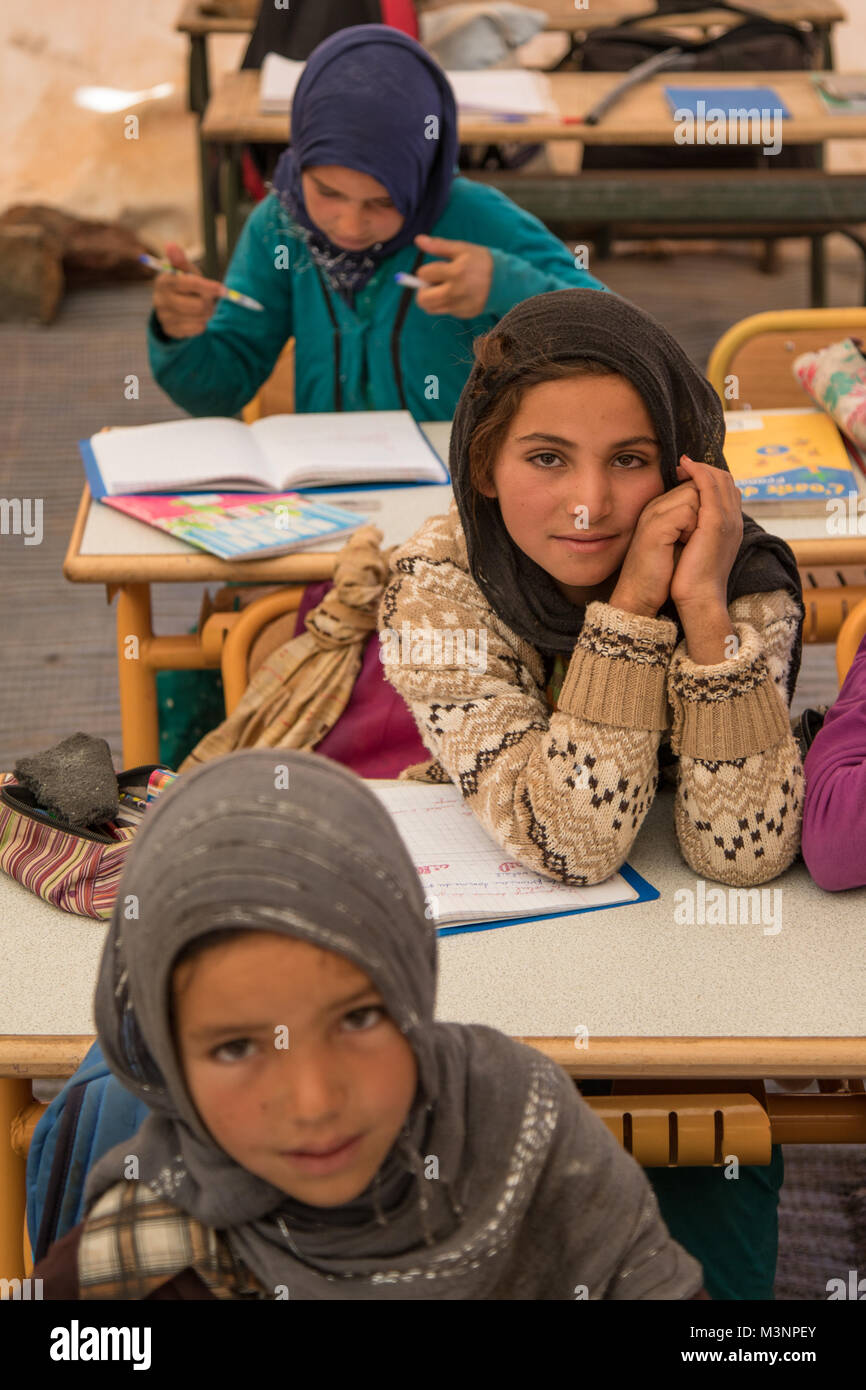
[32,1080,88,1264]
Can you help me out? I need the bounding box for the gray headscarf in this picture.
[85,751,701,1300]
[451,289,805,703]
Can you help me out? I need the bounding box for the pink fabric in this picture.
[293,581,428,777]
[802,632,866,891]
[381,0,419,38]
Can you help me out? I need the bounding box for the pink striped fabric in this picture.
[0,769,176,920]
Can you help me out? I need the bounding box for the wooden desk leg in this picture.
[199,127,220,280]
[819,25,834,72]
[189,35,219,276]
[223,141,243,261]
[810,234,827,308]
[0,1077,31,1283]
[188,34,209,115]
[116,584,160,768]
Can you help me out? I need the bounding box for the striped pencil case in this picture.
[0,766,177,920]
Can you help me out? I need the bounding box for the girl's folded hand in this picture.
[412,234,494,318]
[609,472,701,619]
[669,456,744,616]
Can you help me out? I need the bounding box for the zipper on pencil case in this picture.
[0,789,120,844]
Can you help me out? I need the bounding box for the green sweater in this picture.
[148,177,606,421]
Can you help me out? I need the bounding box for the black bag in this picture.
[580,0,820,172]
[792,704,828,760]
[240,2,410,189]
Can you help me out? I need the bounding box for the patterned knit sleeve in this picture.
[669,589,804,886]
[380,535,679,885]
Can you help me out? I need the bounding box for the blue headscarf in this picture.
[271,25,458,302]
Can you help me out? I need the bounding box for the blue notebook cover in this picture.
[664,86,791,119]
[79,437,107,500]
[435,861,658,938]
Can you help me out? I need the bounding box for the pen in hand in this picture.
[394,271,427,290]
[139,254,265,312]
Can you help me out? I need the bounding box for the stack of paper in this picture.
[258,51,555,118]
[446,68,556,118]
[260,53,305,114]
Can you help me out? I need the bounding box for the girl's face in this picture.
[301,164,405,251]
[173,931,418,1208]
[479,374,665,605]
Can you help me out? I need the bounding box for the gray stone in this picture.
[15,732,118,826]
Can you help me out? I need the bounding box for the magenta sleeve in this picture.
[802,633,866,890]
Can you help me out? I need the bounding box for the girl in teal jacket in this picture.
[148,24,605,422]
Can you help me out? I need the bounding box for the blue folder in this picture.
[664,86,791,119]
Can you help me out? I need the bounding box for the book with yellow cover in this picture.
[723,407,864,516]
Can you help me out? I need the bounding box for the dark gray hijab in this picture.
[85,751,700,1299]
[450,289,804,702]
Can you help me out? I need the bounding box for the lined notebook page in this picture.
[374,784,640,927]
[250,410,448,486]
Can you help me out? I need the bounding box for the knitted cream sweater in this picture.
[379,507,804,888]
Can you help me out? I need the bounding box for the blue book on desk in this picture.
[664,86,791,120]
[78,409,449,501]
[373,784,658,937]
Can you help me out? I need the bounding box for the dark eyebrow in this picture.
[189,1021,276,1041]
[516,432,574,447]
[515,432,659,450]
[326,985,383,1014]
[187,986,382,1042]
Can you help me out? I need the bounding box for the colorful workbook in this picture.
[373,783,657,936]
[102,492,365,561]
[79,410,449,499]
[723,407,862,516]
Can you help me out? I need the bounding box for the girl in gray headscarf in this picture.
[33,750,703,1300]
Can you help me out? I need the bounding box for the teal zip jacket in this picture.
[148,177,606,421]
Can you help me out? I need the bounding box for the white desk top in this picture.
[73,417,865,561]
[2,790,863,1047]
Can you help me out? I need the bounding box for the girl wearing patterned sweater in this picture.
[379,290,805,890]
[379,290,806,1302]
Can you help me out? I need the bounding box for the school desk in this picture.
[63,420,452,768]
[1,786,863,1281]
[63,414,866,767]
[176,0,849,109]
[200,67,866,304]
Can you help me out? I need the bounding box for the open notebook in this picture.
[80,411,449,499]
[373,784,657,935]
